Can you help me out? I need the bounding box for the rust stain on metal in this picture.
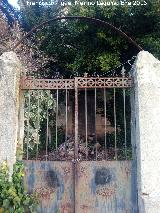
[78,166,88,178]
[77,77,132,88]
[74,77,79,160]
[75,161,136,213]
[80,204,90,213]
[20,77,75,90]
[23,160,137,212]
[20,77,133,90]
[35,187,56,200]
[23,160,74,212]
[96,186,116,198]
[61,202,73,213]
[62,166,71,176]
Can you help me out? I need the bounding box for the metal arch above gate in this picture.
[13,16,143,51]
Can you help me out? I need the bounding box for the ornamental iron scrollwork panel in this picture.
[20,77,132,90]
[20,77,75,90]
[77,77,132,88]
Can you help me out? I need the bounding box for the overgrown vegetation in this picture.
[23,90,65,159]
[0,161,38,213]
[0,0,52,75]
[18,0,160,77]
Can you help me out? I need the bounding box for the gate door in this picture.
[21,76,137,213]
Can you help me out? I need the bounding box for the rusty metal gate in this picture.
[21,75,137,213]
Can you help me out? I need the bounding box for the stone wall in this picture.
[132,51,160,213]
[0,51,21,174]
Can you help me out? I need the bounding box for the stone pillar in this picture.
[0,51,21,174]
[132,51,160,213]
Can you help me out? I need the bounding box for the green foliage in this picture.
[24,90,55,149]
[97,52,121,71]
[19,0,160,77]
[0,161,38,213]
[23,90,65,158]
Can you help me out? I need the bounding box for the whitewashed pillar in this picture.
[0,51,22,174]
[132,51,160,213]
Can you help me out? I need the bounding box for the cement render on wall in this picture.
[133,51,160,213]
[0,51,21,174]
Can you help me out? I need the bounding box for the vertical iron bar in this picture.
[18,89,24,160]
[95,88,97,161]
[85,88,88,160]
[122,66,127,159]
[114,88,117,160]
[123,88,127,159]
[56,89,58,151]
[45,97,49,161]
[74,78,79,213]
[74,78,79,160]
[27,90,31,160]
[65,89,68,151]
[104,88,107,160]
[36,90,40,160]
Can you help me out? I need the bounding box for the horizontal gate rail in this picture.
[20,77,133,90]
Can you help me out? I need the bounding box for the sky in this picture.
[8,0,20,8]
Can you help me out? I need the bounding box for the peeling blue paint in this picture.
[24,160,137,213]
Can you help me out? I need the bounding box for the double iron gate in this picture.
[21,76,137,213]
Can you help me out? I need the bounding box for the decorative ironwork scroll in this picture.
[20,77,132,90]
[77,77,132,88]
[20,77,75,90]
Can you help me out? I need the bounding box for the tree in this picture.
[17,0,160,77]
